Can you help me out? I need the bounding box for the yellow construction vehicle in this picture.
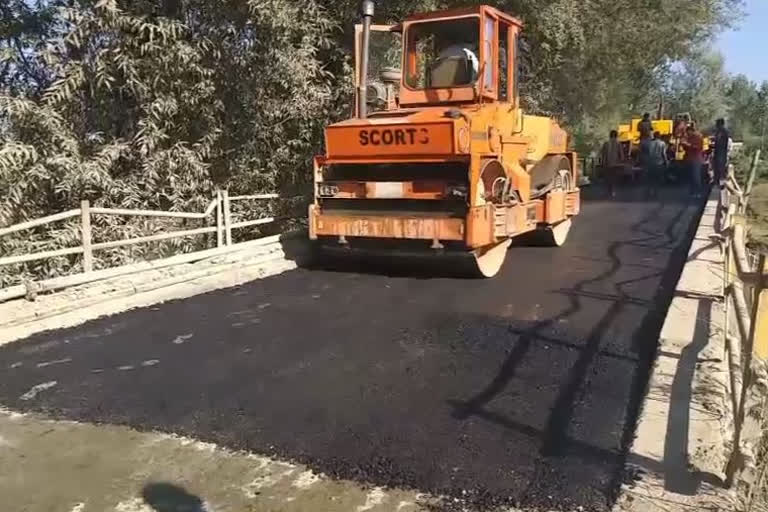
[618,117,673,162]
[615,113,712,183]
[309,3,580,277]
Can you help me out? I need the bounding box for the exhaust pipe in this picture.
[358,0,374,119]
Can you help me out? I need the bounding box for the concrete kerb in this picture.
[614,191,739,512]
[0,408,429,512]
[0,232,311,346]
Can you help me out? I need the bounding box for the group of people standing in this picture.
[600,113,731,199]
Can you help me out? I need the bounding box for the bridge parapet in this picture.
[0,190,293,301]
[720,151,768,501]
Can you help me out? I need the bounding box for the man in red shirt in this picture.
[682,125,704,198]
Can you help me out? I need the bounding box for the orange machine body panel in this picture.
[326,121,456,159]
[310,5,579,251]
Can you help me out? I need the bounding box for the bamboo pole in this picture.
[729,173,744,194]
[229,194,279,201]
[80,200,93,273]
[91,206,211,220]
[216,190,223,248]
[733,279,754,346]
[230,217,275,230]
[0,210,81,237]
[722,190,735,409]
[726,332,743,417]
[0,232,301,303]
[0,246,84,267]
[88,197,219,220]
[222,190,232,246]
[734,223,761,285]
[92,226,218,251]
[742,149,762,213]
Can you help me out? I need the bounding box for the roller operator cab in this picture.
[309,3,581,277]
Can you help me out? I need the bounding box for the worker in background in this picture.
[682,124,704,199]
[638,113,653,142]
[601,130,624,198]
[674,115,687,139]
[712,118,730,187]
[643,131,668,198]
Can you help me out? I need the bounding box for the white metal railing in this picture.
[0,190,279,297]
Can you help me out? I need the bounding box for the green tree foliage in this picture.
[726,77,768,148]
[0,0,744,284]
[0,0,340,284]
[320,0,742,135]
[663,50,730,129]
[752,82,768,148]
[726,74,759,141]
[658,51,768,144]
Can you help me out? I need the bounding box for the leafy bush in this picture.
[0,0,343,286]
[0,0,742,286]
[748,183,768,252]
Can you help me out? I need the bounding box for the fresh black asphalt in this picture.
[0,186,702,511]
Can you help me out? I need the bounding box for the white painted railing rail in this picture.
[0,190,279,298]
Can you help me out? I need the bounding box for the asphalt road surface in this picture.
[0,187,702,511]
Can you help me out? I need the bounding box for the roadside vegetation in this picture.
[757,437,768,512]
[0,0,750,285]
[747,182,768,251]
[727,149,768,250]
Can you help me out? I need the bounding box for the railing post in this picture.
[742,149,762,214]
[722,192,735,406]
[80,200,93,273]
[222,190,232,246]
[215,190,223,248]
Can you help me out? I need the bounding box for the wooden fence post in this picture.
[215,190,224,248]
[743,150,762,214]
[222,190,232,246]
[80,200,93,273]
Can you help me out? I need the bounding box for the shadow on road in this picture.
[142,482,206,512]
[663,297,724,494]
[444,193,704,504]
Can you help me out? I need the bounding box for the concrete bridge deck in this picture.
[0,187,705,511]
